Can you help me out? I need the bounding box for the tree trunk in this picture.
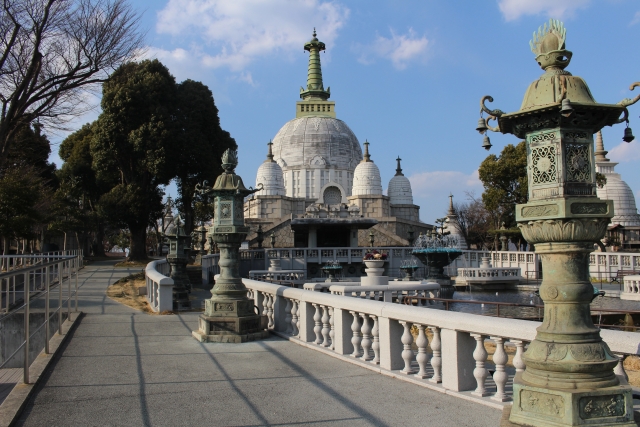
[93,224,106,257]
[128,226,147,261]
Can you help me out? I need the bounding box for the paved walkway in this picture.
[15,260,502,427]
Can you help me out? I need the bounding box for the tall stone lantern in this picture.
[477,21,639,427]
[192,149,268,343]
[165,216,191,310]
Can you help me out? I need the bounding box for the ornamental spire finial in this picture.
[300,29,330,101]
[448,193,455,215]
[594,131,609,162]
[265,140,274,162]
[395,156,403,176]
[362,140,371,162]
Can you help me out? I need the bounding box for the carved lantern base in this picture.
[193,294,268,343]
[504,384,635,427]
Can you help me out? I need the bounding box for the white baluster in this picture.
[399,321,414,374]
[262,292,269,317]
[329,307,335,350]
[296,300,301,336]
[349,311,361,357]
[313,303,322,344]
[471,334,489,396]
[490,336,509,401]
[511,340,526,373]
[415,324,429,379]
[267,294,274,329]
[360,313,373,361]
[321,305,330,347]
[284,298,292,334]
[614,354,629,384]
[290,300,299,336]
[429,326,442,383]
[371,315,380,364]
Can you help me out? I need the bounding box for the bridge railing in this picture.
[145,260,173,313]
[0,254,81,385]
[242,277,636,409]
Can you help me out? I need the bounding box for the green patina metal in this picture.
[165,216,191,311]
[300,28,329,101]
[192,149,268,343]
[478,20,639,427]
[296,29,335,119]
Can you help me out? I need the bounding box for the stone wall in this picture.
[390,204,420,222]
[347,195,390,218]
[245,218,293,248]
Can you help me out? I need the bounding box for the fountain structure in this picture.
[411,231,462,288]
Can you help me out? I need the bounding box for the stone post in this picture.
[165,216,191,310]
[478,19,638,427]
[192,149,269,343]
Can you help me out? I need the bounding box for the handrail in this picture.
[0,254,81,386]
[0,256,75,280]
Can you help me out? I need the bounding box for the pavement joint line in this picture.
[0,311,83,427]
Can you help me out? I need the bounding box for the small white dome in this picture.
[352,142,382,196]
[596,173,640,226]
[255,143,285,196]
[387,157,413,204]
[594,131,640,227]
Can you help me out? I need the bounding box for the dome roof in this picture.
[596,174,640,226]
[352,142,382,196]
[387,157,413,205]
[594,131,640,227]
[271,116,362,171]
[255,142,285,196]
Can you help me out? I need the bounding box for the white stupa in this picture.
[255,141,286,196]
[387,156,413,205]
[352,141,383,196]
[594,131,640,226]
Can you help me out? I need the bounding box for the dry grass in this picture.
[106,272,172,315]
[114,259,153,268]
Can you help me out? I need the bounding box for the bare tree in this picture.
[0,0,143,170]
[451,192,494,250]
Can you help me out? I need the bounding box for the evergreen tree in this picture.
[173,79,237,233]
[91,60,177,261]
[478,141,528,229]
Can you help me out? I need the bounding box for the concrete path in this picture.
[15,260,502,427]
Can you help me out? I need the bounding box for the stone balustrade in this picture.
[621,275,640,301]
[241,277,638,409]
[329,283,439,304]
[145,260,173,312]
[248,269,306,285]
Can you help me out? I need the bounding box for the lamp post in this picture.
[192,149,268,343]
[269,232,276,249]
[368,230,375,247]
[256,224,264,249]
[478,20,639,427]
[164,216,191,310]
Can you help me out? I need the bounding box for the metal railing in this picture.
[0,254,81,384]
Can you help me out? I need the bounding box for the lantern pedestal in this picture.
[192,236,268,343]
[191,149,267,343]
[166,253,191,311]
[506,214,635,427]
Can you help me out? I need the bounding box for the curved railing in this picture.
[242,277,638,409]
[145,260,173,312]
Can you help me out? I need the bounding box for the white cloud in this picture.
[155,0,349,72]
[356,28,430,70]
[630,11,640,26]
[497,0,591,21]
[408,170,482,223]
[608,140,640,163]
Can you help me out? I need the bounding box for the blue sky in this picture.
[50,0,640,223]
